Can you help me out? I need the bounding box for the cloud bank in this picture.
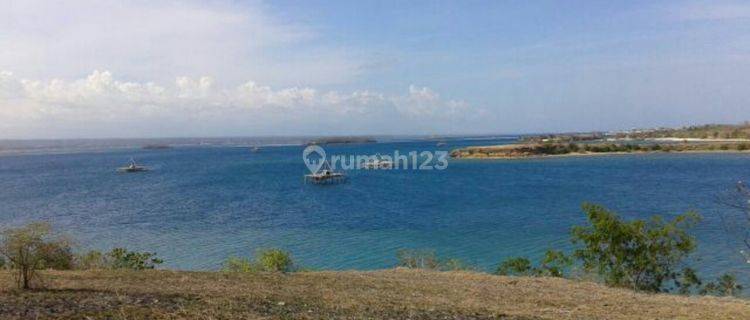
[0,71,477,138]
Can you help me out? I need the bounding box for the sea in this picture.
[0,136,748,286]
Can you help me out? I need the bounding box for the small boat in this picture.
[436,142,447,147]
[118,158,149,172]
[251,146,261,153]
[361,154,393,169]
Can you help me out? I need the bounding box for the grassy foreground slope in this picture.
[1,269,749,319]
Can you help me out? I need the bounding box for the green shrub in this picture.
[0,256,5,269]
[222,248,294,273]
[701,274,743,296]
[572,203,700,292]
[496,257,533,276]
[256,248,294,272]
[496,250,571,277]
[106,248,163,270]
[737,143,749,151]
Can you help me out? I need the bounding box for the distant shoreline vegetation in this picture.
[451,141,750,159]
[453,123,750,159]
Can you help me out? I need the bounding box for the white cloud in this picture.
[0,0,360,86]
[0,70,477,138]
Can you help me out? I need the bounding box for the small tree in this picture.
[106,248,163,270]
[571,203,700,292]
[0,222,70,289]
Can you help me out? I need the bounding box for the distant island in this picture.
[306,136,376,145]
[452,123,750,159]
[142,144,172,150]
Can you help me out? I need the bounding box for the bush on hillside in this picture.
[495,204,714,294]
[106,248,163,270]
[496,250,571,277]
[571,203,700,292]
[0,222,71,289]
[222,248,295,273]
[701,274,743,297]
[496,257,533,276]
[257,249,294,272]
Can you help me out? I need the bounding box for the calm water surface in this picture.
[0,138,748,285]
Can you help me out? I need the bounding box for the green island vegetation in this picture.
[452,141,750,158]
[2,203,749,319]
[454,123,750,159]
[521,123,750,143]
[617,123,750,140]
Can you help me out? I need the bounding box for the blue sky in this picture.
[1,0,750,138]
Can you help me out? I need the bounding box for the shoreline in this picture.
[453,150,750,160]
[451,143,750,160]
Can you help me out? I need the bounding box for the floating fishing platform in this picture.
[304,161,347,184]
[117,158,149,173]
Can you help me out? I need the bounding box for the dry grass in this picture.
[1,268,749,319]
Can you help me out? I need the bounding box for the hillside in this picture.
[620,123,750,140]
[1,269,748,319]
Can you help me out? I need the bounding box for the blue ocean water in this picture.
[0,138,749,285]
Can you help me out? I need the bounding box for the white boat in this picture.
[361,154,393,169]
[118,158,149,172]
